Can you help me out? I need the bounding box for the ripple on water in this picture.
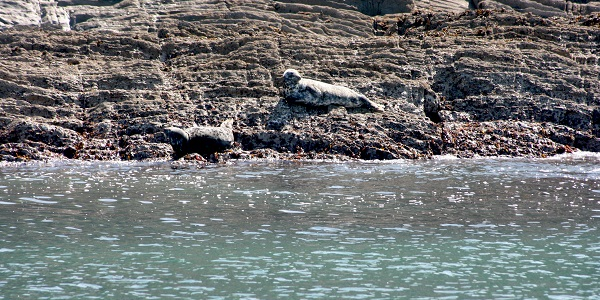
[279,209,305,214]
[19,197,57,204]
[98,198,117,203]
[160,218,180,223]
[0,159,599,299]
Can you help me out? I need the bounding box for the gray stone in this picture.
[0,0,70,31]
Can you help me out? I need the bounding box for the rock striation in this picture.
[0,0,598,161]
[472,0,600,17]
[0,0,70,31]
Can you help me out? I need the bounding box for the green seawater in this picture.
[1,155,599,299]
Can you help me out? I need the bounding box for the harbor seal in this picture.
[165,119,234,158]
[282,69,384,112]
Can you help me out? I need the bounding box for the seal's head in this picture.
[283,69,301,87]
[164,127,189,158]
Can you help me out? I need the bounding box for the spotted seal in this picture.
[282,69,384,112]
[165,119,234,158]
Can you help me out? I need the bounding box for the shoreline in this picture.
[2,151,600,170]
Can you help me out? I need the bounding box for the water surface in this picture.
[1,155,599,299]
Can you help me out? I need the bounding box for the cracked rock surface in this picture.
[0,0,599,161]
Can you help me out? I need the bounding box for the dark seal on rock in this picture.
[165,119,234,158]
[282,69,384,112]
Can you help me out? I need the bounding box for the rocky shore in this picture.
[0,0,599,162]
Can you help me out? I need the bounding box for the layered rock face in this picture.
[473,0,600,17]
[0,0,598,161]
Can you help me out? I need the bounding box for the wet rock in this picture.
[63,145,78,159]
[93,120,114,138]
[121,142,172,161]
[2,119,82,148]
[423,85,441,123]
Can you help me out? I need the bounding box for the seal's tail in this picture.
[362,97,384,113]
